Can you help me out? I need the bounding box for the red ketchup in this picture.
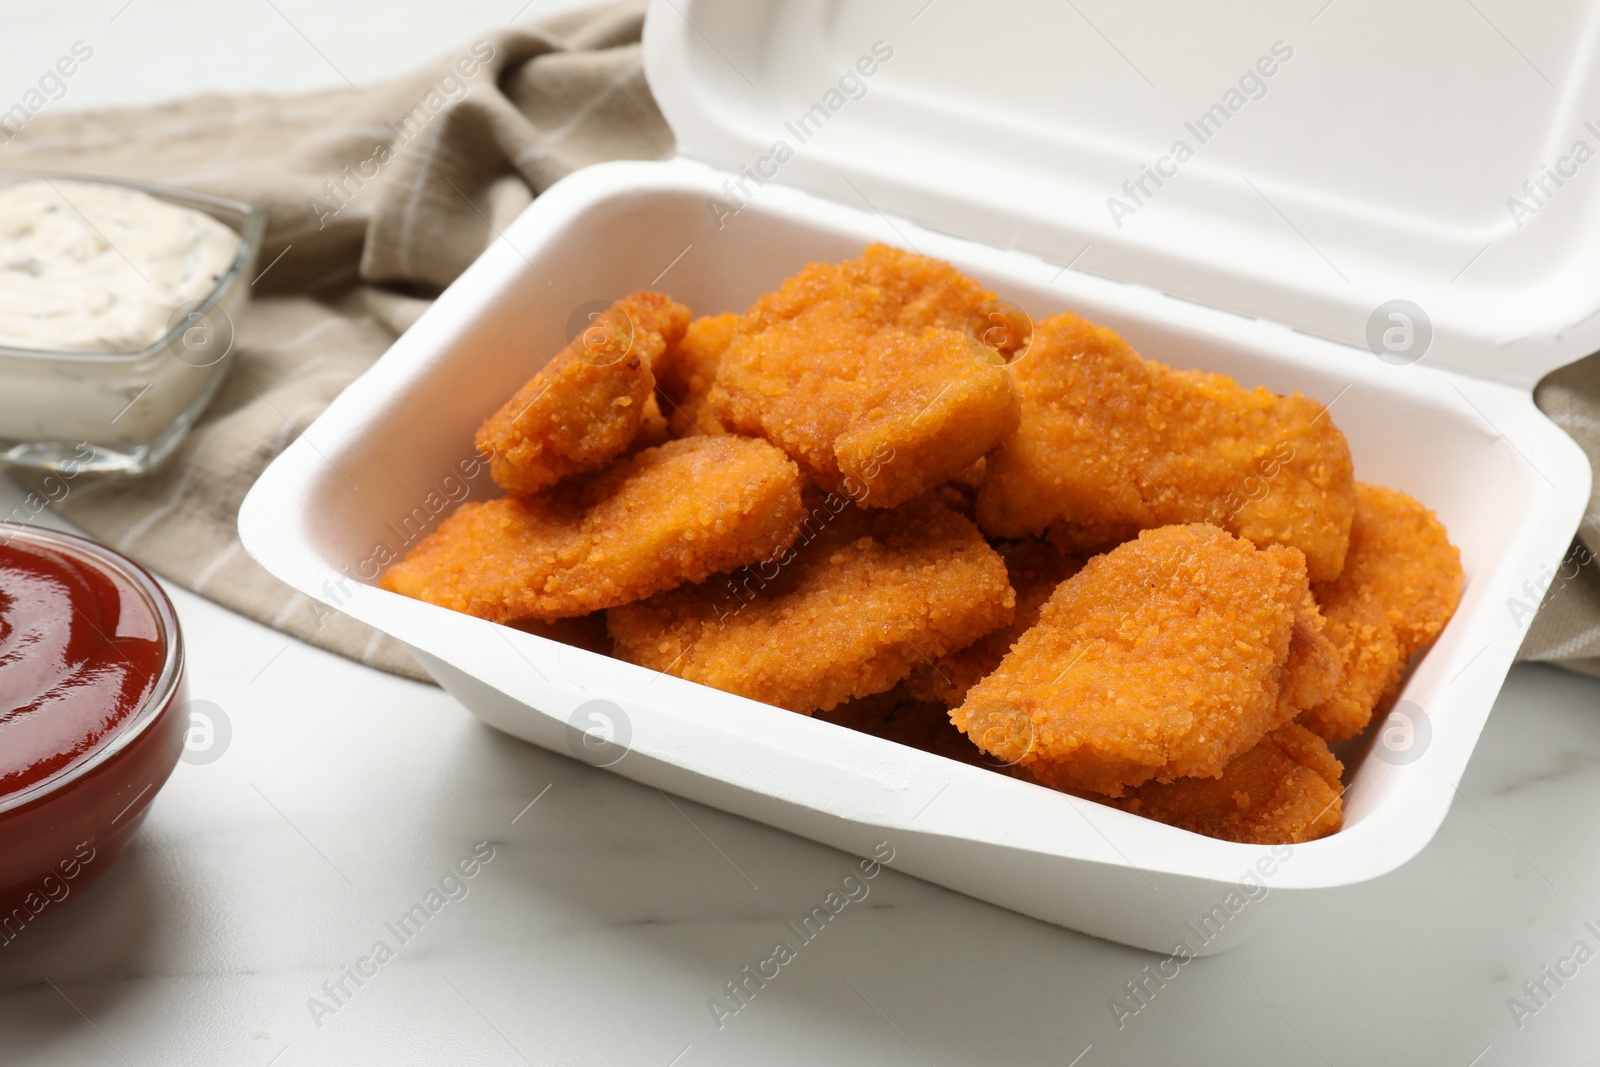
[1,540,166,795]
[0,526,184,934]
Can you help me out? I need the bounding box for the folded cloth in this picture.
[1520,352,1600,679]
[3,1,669,681]
[5,1,1600,683]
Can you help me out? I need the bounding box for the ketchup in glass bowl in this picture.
[0,522,186,935]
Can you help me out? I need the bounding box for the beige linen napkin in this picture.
[1520,354,1600,679]
[4,2,1599,681]
[3,1,669,681]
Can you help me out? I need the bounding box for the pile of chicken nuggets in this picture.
[382,244,1465,846]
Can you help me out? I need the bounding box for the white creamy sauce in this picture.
[0,179,240,353]
[0,180,249,457]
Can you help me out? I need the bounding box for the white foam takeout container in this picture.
[240,1,1594,953]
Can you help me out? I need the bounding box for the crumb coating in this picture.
[381,436,803,622]
[976,312,1356,582]
[656,312,736,438]
[954,524,1332,797]
[476,291,690,494]
[607,496,1014,714]
[906,538,1082,706]
[1110,722,1344,843]
[709,245,1020,507]
[1299,483,1463,741]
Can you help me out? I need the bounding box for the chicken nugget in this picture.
[1107,722,1344,844]
[1299,483,1463,742]
[381,436,803,622]
[656,312,735,438]
[818,685,995,768]
[976,312,1357,582]
[709,245,1021,507]
[607,496,1014,714]
[906,538,1083,706]
[1280,588,1341,717]
[476,291,690,494]
[954,524,1331,797]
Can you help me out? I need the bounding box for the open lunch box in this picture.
[239,0,1595,953]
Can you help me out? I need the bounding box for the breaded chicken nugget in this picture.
[906,538,1082,706]
[818,686,995,768]
[1300,483,1463,742]
[381,436,803,622]
[656,312,736,438]
[709,245,1021,507]
[1280,588,1341,718]
[476,292,690,494]
[607,496,1014,714]
[953,524,1332,797]
[1107,722,1344,844]
[976,312,1357,582]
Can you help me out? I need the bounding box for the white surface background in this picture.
[4,2,1600,1065]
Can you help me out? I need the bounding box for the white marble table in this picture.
[5,4,1600,1064]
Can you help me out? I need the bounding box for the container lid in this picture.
[644,0,1600,389]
